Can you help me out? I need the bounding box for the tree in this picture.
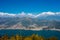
[15,34,20,40]
[0,38,3,40]
[48,36,58,40]
[9,35,16,40]
[33,34,45,40]
[15,34,23,40]
[2,35,8,40]
[24,36,33,40]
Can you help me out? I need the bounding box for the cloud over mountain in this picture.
[0,11,60,18]
[0,12,16,16]
[0,11,60,30]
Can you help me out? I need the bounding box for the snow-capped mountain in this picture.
[0,12,60,29]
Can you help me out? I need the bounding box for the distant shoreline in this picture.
[0,29,60,32]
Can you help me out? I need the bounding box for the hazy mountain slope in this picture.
[0,12,60,29]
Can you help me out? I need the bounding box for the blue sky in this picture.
[0,0,60,14]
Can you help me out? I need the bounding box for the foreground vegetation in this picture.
[0,34,58,40]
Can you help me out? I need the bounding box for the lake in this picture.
[0,29,60,40]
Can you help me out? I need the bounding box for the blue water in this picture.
[0,29,60,40]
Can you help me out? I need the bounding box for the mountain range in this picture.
[0,12,60,30]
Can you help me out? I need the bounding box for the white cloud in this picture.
[27,13,33,16]
[19,12,26,16]
[0,12,16,16]
[56,12,60,15]
[41,12,55,15]
[0,12,8,16]
[0,11,60,17]
[27,13,36,18]
[35,12,57,17]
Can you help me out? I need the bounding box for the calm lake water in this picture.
[0,29,60,40]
